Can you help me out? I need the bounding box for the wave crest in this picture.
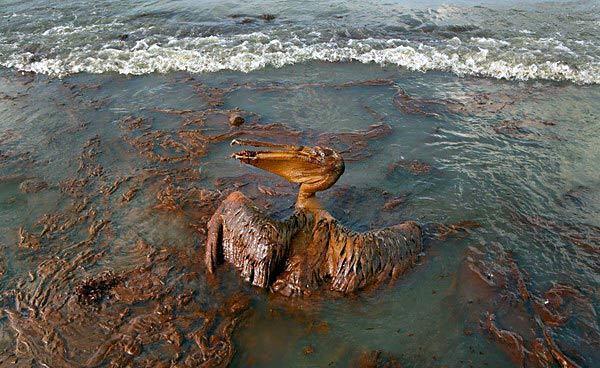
[1,33,598,84]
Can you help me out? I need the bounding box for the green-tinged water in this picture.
[0,61,598,367]
[1,1,599,366]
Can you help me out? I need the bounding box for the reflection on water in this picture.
[0,62,598,367]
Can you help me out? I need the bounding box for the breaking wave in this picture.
[1,31,599,84]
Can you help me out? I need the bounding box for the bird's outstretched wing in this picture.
[206,191,304,288]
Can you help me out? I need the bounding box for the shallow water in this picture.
[1,0,599,82]
[1,1,600,367]
[0,62,598,367]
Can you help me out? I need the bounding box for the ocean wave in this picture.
[1,34,598,84]
[41,23,125,36]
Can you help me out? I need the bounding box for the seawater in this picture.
[1,0,599,83]
[0,1,599,367]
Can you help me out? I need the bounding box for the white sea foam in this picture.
[1,33,598,84]
[471,37,511,47]
[41,22,125,36]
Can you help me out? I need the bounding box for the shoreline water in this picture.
[1,0,599,366]
[1,0,599,83]
[1,62,598,366]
